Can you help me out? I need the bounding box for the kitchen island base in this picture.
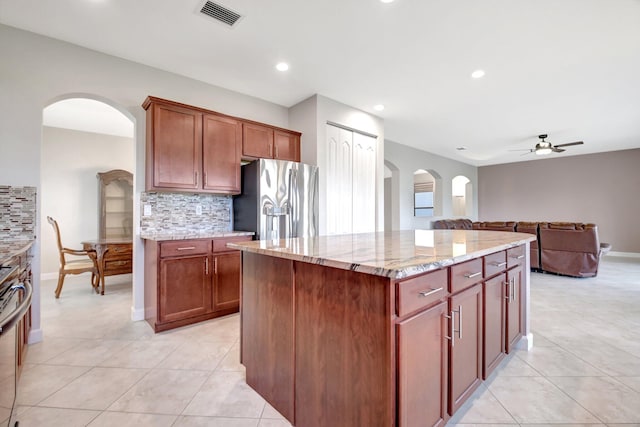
[236,231,534,427]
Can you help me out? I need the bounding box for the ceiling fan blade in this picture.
[552,147,566,153]
[509,149,533,152]
[554,141,584,148]
[520,151,534,156]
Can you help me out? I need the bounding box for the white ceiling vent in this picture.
[200,1,242,27]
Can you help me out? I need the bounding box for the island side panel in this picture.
[241,252,295,422]
[294,261,395,427]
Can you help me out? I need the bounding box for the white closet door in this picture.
[326,124,353,235]
[352,132,376,233]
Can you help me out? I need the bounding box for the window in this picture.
[414,170,435,217]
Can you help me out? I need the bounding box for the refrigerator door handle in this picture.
[287,168,294,238]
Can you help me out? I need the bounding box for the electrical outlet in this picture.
[195,205,202,215]
[143,204,152,216]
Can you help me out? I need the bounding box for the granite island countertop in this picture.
[0,239,35,266]
[228,229,536,279]
[140,230,254,241]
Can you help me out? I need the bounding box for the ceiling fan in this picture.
[517,134,584,156]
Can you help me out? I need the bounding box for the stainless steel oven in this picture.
[0,265,32,427]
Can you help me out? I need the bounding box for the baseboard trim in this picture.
[607,251,640,258]
[131,306,145,321]
[28,328,43,344]
[40,272,58,281]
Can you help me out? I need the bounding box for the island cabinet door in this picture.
[158,255,211,323]
[482,273,506,379]
[506,264,524,353]
[397,300,449,427]
[448,283,483,415]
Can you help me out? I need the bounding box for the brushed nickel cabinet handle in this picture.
[457,305,463,339]
[445,311,455,347]
[464,271,482,279]
[194,171,198,188]
[275,145,279,158]
[204,172,208,186]
[504,281,510,300]
[494,261,507,267]
[214,258,218,275]
[419,287,443,297]
[205,258,209,275]
[177,246,196,251]
[513,254,525,259]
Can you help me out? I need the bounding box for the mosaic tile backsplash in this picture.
[0,186,37,240]
[140,192,233,235]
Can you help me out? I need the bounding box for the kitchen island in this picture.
[229,230,535,427]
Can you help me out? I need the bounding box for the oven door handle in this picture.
[0,280,32,334]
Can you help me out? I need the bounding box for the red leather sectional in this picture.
[433,219,611,277]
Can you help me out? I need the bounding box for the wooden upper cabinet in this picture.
[143,96,302,194]
[274,130,300,162]
[243,122,301,162]
[203,114,242,194]
[242,122,274,159]
[148,102,202,190]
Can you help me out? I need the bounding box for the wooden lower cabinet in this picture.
[506,264,524,353]
[397,300,449,427]
[483,273,506,378]
[212,251,241,312]
[159,254,210,323]
[448,283,483,415]
[145,236,250,332]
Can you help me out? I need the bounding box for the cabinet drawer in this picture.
[213,236,252,253]
[160,240,210,258]
[450,258,484,294]
[484,251,507,278]
[507,245,526,268]
[104,259,133,275]
[396,269,448,317]
[104,244,132,260]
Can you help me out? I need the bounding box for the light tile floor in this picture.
[13,256,640,426]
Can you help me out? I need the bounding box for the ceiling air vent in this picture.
[200,1,242,27]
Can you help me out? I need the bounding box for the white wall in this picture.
[290,95,385,235]
[0,24,291,341]
[384,140,478,230]
[478,149,640,253]
[41,126,134,276]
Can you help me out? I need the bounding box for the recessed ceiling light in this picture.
[471,69,485,79]
[373,104,385,111]
[456,146,468,151]
[380,0,395,3]
[276,62,289,72]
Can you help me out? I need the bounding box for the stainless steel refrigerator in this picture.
[233,159,319,240]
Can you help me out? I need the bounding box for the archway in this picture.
[40,94,138,323]
[384,160,400,231]
[413,169,443,217]
[452,175,472,216]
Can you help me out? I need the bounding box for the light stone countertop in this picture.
[140,230,254,241]
[228,229,536,279]
[0,239,34,266]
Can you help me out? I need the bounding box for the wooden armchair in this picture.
[47,216,100,298]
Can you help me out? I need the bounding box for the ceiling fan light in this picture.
[535,147,552,155]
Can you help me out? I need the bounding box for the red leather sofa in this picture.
[433,219,610,277]
[538,222,608,278]
[432,218,473,230]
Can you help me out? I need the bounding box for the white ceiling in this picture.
[3,0,640,166]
